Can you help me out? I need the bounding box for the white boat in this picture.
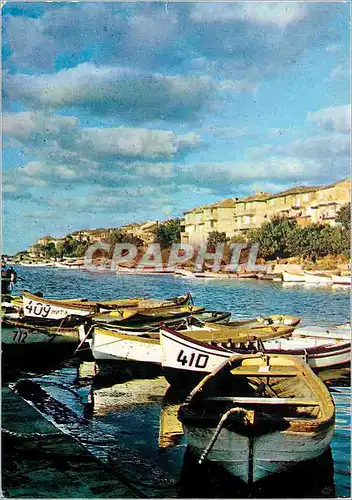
[19,262,54,267]
[304,272,333,285]
[282,270,305,282]
[90,324,209,363]
[23,291,92,320]
[91,327,161,363]
[2,322,79,345]
[293,324,351,341]
[332,274,351,286]
[160,326,351,389]
[90,321,292,364]
[178,354,335,484]
[174,268,195,278]
[54,262,82,269]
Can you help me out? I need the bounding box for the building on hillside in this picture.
[233,192,272,233]
[180,179,350,245]
[120,221,158,244]
[37,235,58,246]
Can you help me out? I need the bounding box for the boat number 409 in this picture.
[25,300,51,317]
[177,350,209,368]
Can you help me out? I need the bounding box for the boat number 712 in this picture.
[176,350,209,368]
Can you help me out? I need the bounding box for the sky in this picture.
[2,1,351,254]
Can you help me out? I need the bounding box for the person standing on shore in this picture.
[1,261,17,295]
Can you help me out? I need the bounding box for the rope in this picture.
[198,407,245,464]
[2,428,64,439]
[55,316,66,333]
[74,324,94,354]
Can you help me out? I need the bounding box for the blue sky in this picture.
[2,2,350,254]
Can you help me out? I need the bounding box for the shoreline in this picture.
[11,261,351,287]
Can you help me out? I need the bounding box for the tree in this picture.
[248,216,297,259]
[286,223,350,259]
[109,230,144,246]
[336,203,350,231]
[205,231,229,252]
[155,219,181,248]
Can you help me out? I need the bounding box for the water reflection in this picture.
[5,357,349,499]
[179,446,335,498]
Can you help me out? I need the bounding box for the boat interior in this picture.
[186,355,325,421]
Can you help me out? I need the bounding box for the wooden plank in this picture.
[204,396,319,406]
[230,370,297,377]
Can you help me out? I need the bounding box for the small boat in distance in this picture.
[332,274,351,286]
[283,270,305,282]
[304,272,333,285]
[178,353,335,484]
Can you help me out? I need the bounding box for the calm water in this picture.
[7,266,352,497]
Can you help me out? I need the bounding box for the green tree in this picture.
[286,223,350,259]
[75,242,89,257]
[109,230,144,246]
[155,219,181,248]
[248,216,297,259]
[207,231,229,245]
[336,203,351,231]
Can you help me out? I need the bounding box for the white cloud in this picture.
[307,105,351,133]
[280,134,350,159]
[5,63,218,123]
[330,65,350,82]
[191,3,307,28]
[325,44,344,54]
[3,111,203,162]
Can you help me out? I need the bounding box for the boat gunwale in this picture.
[180,354,335,433]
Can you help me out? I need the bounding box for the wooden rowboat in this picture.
[90,324,295,364]
[293,324,351,341]
[207,314,301,329]
[282,270,305,282]
[178,353,335,484]
[160,326,351,390]
[304,272,332,285]
[21,291,194,321]
[94,309,230,332]
[2,321,80,345]
[332,274,351,286]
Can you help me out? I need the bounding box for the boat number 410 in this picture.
[177,350,209,368]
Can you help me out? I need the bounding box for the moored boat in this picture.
[304,272,333,285]
[332,274,351,286]
[257,273,283,281]
[208,314,301,329]
[91,323,295,364]
[293,323,351,341]
[21,291,194,320]
[2,321,81,345]
[160,326,350,389]
[178,353,335,484]
[282,270,305,282]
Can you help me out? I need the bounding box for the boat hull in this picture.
[2,324,79,345]
[160,327,351,389]
[332,275,351,285]
[304,272,333,284]
[183,424,334,484]
[92,330,161,363]
[283,271,305,282]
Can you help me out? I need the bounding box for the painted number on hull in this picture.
[13,331,28,343]
[176,350,209,368]
[25,300,51,318]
